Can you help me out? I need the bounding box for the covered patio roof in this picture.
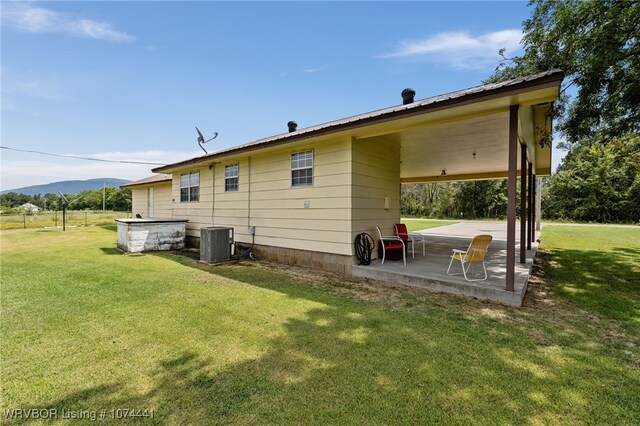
[153,69,563,176]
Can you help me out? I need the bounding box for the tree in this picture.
[401,181,510,219]
[543,133,640,222]
[489,0,640,145]
[106,188,132,211]
[401,183,445,217]
[451,180,509,219]
[43,193,61,210]
[0,192,31,208]
[0,187,132,212]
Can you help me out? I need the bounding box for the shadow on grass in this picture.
[99,225,117,233]
[547,247,640,321]
[29,250,624,423]
[18,298,639,424]
[15,248,632,423]
[99,247,121,255]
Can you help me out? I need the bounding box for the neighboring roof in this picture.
[19,203,39,210]
[121,174,172,188]
[153,69,564,173]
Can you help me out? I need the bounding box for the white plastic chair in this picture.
[375,226,406,266]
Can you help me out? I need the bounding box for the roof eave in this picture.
[153,70,564,174]
[120,176,172,188]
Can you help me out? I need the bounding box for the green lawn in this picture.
[402,219,457,232]
[540,226,640,328]
[1,226,638,424]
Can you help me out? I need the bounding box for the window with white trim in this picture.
[180,171,200,202]
[225,164,239,192]
[291,150,313,186]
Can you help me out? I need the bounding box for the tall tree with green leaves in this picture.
[543,133,640,222]
[489,0,639,145]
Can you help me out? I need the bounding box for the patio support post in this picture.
[536,177,542,230]
[527,162,533,250]
[520,144,527,264]
[532,174,537,237]
[506,105,519,292]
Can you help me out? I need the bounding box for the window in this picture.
[180,171,199,202]
[225,164,239,192]
[291,150,313,186]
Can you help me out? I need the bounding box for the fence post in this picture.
[23,213,26,229]
[85,211,88,227]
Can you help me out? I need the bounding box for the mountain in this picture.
[2,178,131,195]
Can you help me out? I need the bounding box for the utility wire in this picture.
[0,145,167,166]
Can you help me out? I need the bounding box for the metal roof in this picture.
[120,174,172,188]
[153,69,563,173]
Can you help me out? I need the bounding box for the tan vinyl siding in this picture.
[171,167,215,236]
[152,183,172,217]
[135,135,403,261]
[131,187,147,217]
[229,139,352,254]
[167,138,354,255]
[351,137,401,256]
[212,158,250,239]
[130,182,172,218]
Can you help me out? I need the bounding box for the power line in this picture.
[0,145,166,166]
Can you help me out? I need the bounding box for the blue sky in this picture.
[1,1,565,190]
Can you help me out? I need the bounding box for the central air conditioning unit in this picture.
[200,227,234,263]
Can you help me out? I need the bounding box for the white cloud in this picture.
[13,77,71,101]
[1,67,71,102]
[0,150,199,191]
[1,3,135,42]
[304,66,328,73]
[378,29,523,70]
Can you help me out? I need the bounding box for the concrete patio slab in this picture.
[352,222,539,306]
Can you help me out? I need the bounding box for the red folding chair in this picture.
[394,223,426,258]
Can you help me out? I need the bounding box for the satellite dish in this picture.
[195,126,218,154]
[58,191,69,204]
[58,191,83,206]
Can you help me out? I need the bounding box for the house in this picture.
[129,70,564,291]
[19,203,40,212]
[121,174,172,218]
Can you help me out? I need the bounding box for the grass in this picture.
[540,226,640,327]
[0,211,130,230]
[1,225,639,424]
[401,218,457,232]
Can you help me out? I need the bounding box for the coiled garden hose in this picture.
[354,233,374,265]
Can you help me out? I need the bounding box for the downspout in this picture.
[247,156,251,228]
[210,163,216,226]
[171,176,175,218]
[248,156,255,247]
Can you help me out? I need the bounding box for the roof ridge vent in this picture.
[401,88,416,105]
[287,121,298,132]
